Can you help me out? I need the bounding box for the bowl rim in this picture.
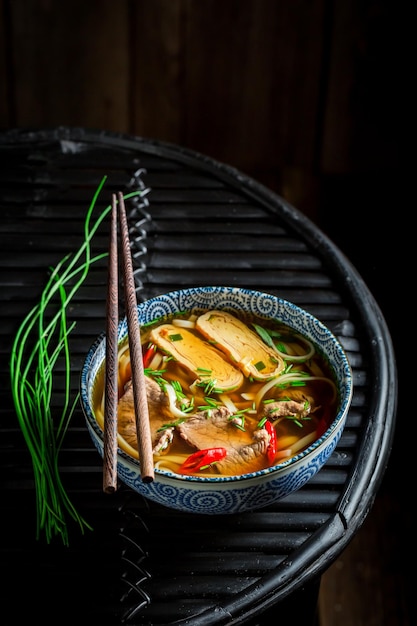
[80,286,353,483]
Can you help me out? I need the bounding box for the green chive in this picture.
[169,333,183,342]
[9,177,146,546]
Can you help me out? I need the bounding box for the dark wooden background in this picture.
[0,0,405,335]
[0,0,401,215]
[0,2,407,625]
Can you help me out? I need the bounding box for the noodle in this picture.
[92,310,339,476]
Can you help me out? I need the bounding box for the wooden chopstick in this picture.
[103,192,155,492]
[103,193,119,493]
[117,191,155,483]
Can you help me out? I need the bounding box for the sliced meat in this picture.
[216,429,269,475]
[177,406,252,449]
[153,427,175,454]
[117,376,172,451]
[263,398,311,420]
[177,406,269,475]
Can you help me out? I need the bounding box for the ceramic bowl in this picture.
[80,286,353,515]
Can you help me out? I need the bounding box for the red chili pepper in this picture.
[142,343,157,368]
[179,447,227,473]
[265,420,277,464]
[316,417,328,439]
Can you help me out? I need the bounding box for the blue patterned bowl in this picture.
[80,286,353,514]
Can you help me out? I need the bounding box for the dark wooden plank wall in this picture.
[0,0,401,223]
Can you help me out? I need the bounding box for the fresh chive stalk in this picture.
[9,177,145,546]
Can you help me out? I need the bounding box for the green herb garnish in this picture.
[157,418,186,432]
[169,333,183,342]
[286,415,312,428]
[10,177,145,545]
[196,377,220,394]
[197,367,213,377]
[252,323,276,349]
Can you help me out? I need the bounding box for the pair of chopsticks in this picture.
[103,192,154,493]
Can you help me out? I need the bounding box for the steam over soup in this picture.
[92,309,339,476]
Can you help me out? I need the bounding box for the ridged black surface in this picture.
[0,128,396,626]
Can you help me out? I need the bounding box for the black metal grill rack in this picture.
[0,127,396,626]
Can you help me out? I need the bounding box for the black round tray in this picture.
[0,127,396,625]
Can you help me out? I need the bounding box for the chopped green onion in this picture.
[144,367,167,378]
[228,409,248,431]
[172,380,185,396]
[203,397,219,407]
[181,398,195,413]
[196,378,219,394]
[286,415,312,428]
[169,333,183,342]
[197,367,213,377]
[275,342,288,354]
[252,323,276,349]
[157,418,186,432]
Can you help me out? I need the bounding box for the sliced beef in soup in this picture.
[117,376,172,452]
[177,406,269,475]
[218,429,269,475]
[263,397,311,420]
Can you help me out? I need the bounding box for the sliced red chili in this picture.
[316,417,328,439]
[179,447,227,473]
[142,343,157,369]
[265,420,277,465]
